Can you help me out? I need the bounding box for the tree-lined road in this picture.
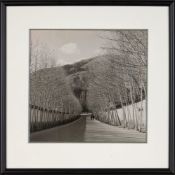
[30,115,146,143]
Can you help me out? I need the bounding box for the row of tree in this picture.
[30,43,82,132]
[86,30,147,132]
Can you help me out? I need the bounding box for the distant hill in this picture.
[63,55,110,89]
[30,53,146,114]
[30,55,106,111]
[63,58,93,75]
[63,56,103,111]
[30,54,125,112]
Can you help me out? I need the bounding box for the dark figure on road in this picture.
[91,114,95,120]
[90,114,93,120]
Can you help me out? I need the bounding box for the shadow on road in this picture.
[30,117,86,142]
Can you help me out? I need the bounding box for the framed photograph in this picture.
[0,0,174,174]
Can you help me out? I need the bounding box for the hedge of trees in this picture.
[86,30,147,132]
[30,43,82,132]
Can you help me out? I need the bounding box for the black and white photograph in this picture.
[1,2,174,174]
[29,29,147,143]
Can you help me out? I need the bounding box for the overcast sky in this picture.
[30,30,107,66]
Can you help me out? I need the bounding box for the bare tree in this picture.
[30,42,82,132]
[86,30,147,132]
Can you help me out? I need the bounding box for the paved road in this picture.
[30,116,146,143]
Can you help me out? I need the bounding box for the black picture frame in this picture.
[0,0,174,174]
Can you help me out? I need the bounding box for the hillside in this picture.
[63,57,93,75]
[31,54,146,112]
